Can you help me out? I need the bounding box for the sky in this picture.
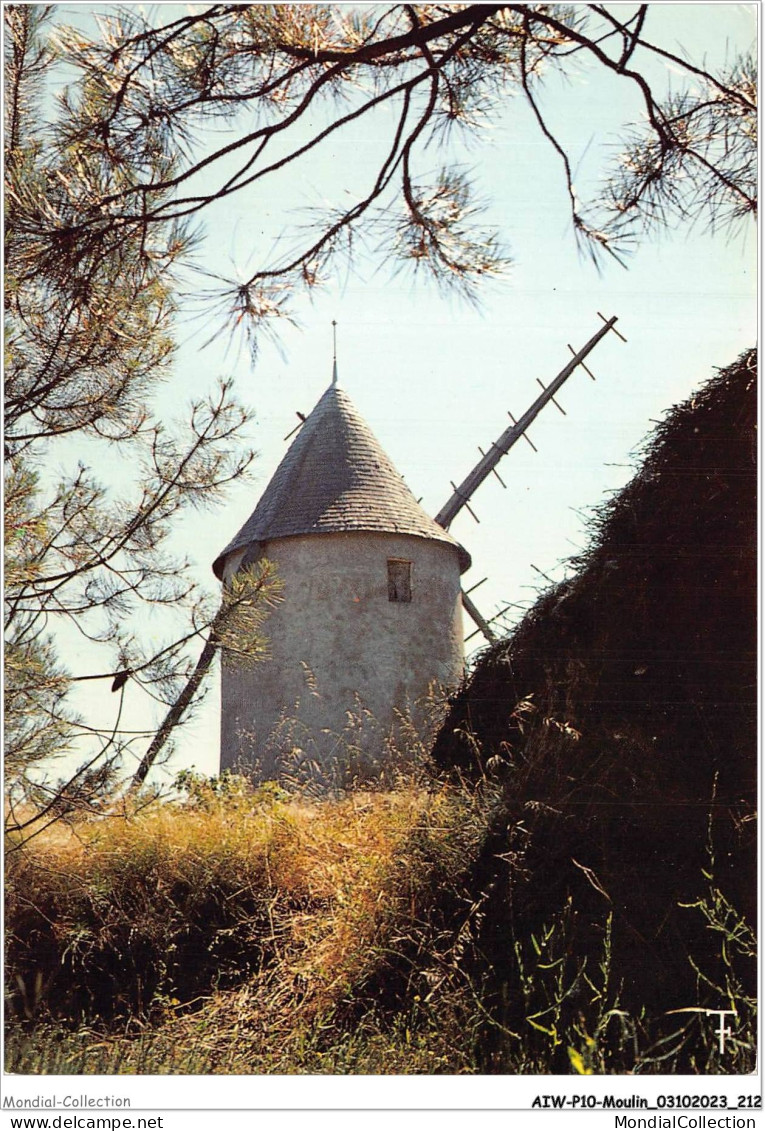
[41,2,758,787]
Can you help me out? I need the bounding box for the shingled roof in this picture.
[213,384,471,578]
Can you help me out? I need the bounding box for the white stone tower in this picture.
[213,375,470,785]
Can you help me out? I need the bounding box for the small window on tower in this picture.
[387,558,412,603]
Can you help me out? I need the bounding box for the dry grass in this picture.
[5,771,756,1075]
[6,774,487,1029]
[5,772,500,1073]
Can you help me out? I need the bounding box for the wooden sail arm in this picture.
[461,588,497,643]
[435,315,620,530]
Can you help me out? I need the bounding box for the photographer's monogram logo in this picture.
[666,1007,737,1053]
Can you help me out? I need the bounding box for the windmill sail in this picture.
[438,315,625,641]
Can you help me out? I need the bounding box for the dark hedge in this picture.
[430,349,757,1053]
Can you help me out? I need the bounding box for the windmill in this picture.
[131,312,626,788]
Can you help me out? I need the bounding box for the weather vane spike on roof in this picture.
[331,320,338,386]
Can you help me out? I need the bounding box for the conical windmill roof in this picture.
[213,384,471,578]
